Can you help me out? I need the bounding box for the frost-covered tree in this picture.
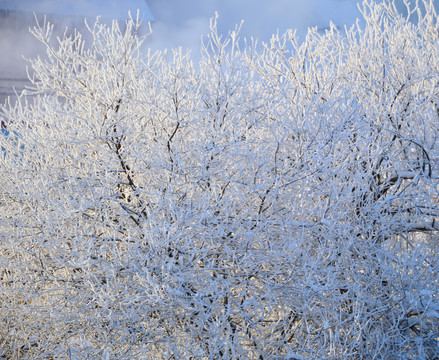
[1,1,439,358]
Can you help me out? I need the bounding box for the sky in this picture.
[0,0,154,20]
[146,0,363,52]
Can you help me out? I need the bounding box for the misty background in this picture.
[148,0,362,51]
[0,0,438,102]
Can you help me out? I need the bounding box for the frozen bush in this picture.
[0,1,438,358]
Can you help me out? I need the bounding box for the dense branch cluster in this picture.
[1,1,439,358]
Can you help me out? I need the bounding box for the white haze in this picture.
[146,0,362,53]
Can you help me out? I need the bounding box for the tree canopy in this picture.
[1,1,439,358]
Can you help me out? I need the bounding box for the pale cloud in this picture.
[0,0,154,21]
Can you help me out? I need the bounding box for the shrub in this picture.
[1,1,439,358]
